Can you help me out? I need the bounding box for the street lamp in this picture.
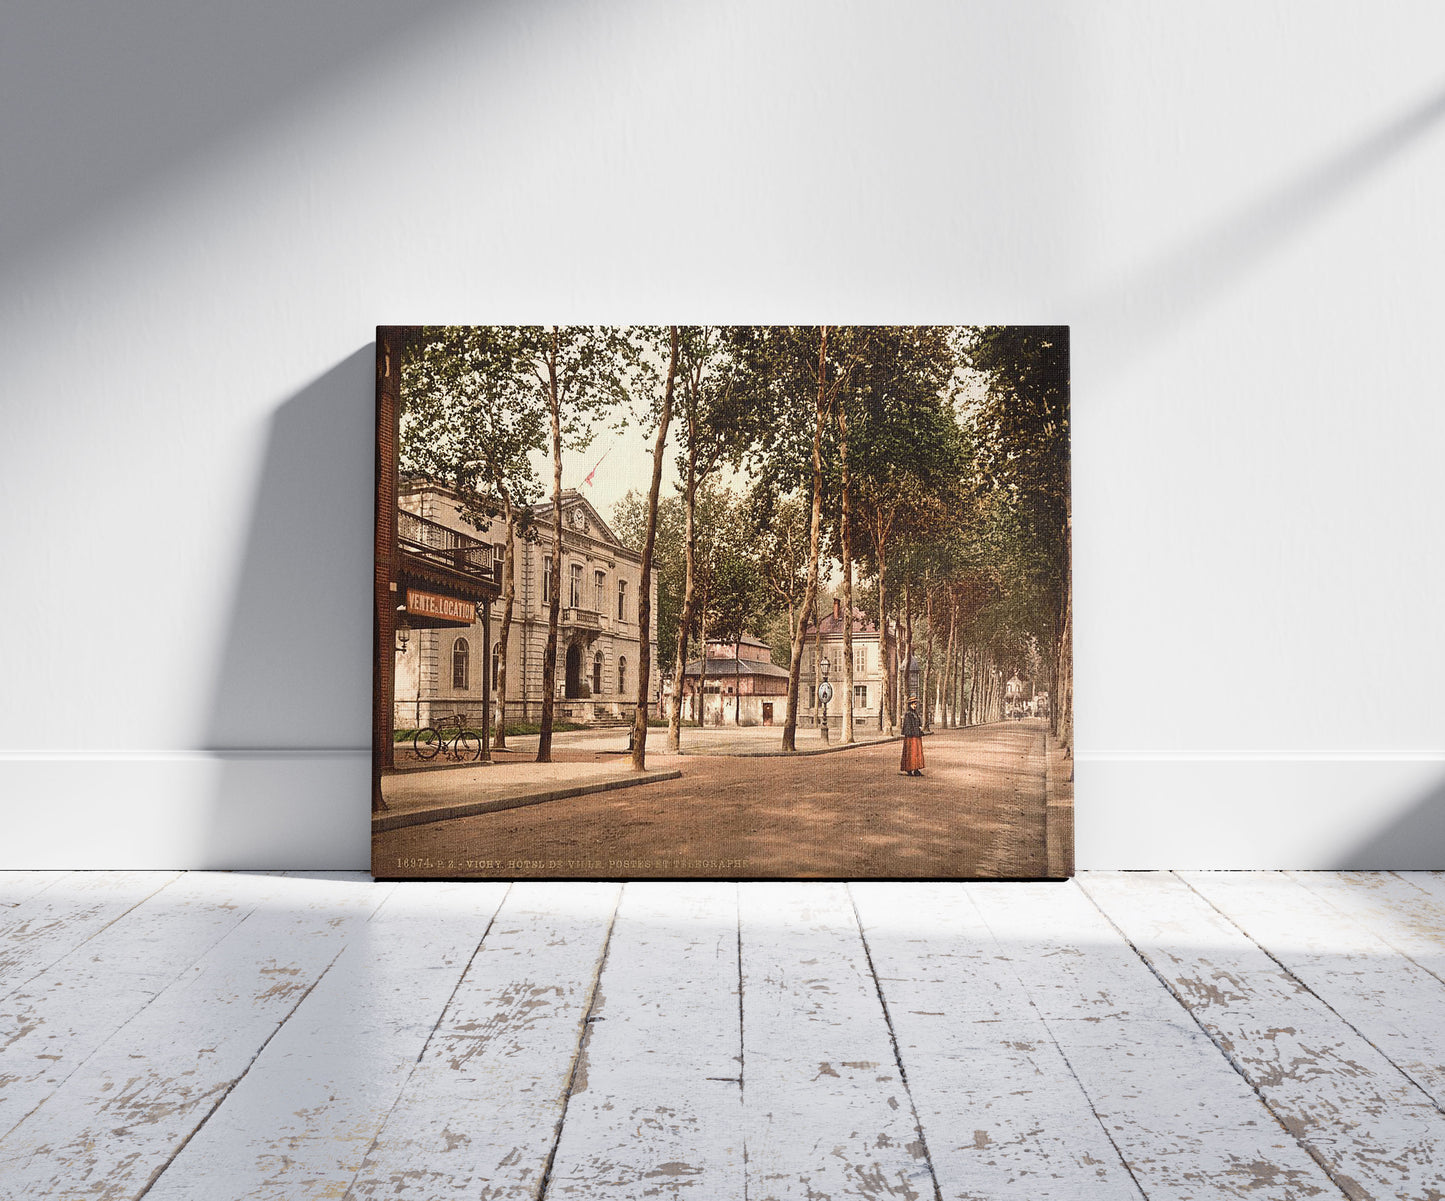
[818,655,832,744]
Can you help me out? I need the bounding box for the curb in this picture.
[390,756,500,776]
[374,768,683,834]
[686,735,901,759]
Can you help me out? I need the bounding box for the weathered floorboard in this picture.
[143,880,510,1200]
[0,873,389,1198]
[0,871,286,1140]
[1085,871,1445,1199]
[1184,870,1445,1112]
[543,882,745,1198]
[3,871,1445,1201]
[739,882,937,1200]
[852,882,1142,1199]
[0,871,182,1001]
[1288,871,1445,981]
[976,881,1341,1199]
[345,882,621,1199]
[0,871,68,908]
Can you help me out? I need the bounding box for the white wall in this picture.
[2,1,1442,868]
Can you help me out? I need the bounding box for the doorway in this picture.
[565,643,582,698]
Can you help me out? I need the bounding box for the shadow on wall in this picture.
[1083,82,1445,378]
[1336,772,1445,871]
[0,0,472,279]
[201,346,375,869]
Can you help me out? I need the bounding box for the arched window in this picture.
[592,651,603,694]
[618,655,628,697]
[453,638,470,690]
[491,641,500,689]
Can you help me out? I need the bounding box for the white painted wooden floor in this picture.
[3,873,1445,1199]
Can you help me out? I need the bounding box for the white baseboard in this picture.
[0,752,371,870]
[1076,752,1445,869]
[1,751,1442,871]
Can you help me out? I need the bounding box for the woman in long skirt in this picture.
[900,696,925,776]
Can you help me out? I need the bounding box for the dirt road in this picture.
[374,720,1059,879]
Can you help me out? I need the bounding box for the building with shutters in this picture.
[798,599,889,730]
[393,480,659,730]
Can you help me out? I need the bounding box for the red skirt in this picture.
[900,736,925,772]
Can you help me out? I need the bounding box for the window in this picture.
[854,684,869,705]
[593,651,603,694]
[491,641,500,689]
[617,579,628,621]
[542,557,553,604]
[569,563,583,608]
[618,655,628,696]
[453,638,470,690]
[855,647,868,674]
[594,570,605,611]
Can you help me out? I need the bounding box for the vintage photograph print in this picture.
[373,326,1071,880]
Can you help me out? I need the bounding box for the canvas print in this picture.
[373,326,1071,880]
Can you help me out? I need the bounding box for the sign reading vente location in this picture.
[405,589,476,625]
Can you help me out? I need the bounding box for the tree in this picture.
[705,502,767,724]
[846,326,963,732]
[399,326,545,750]
[510,327,639,762]
[630,327,678,771]
[727,326,867,750]
[611,490,685,660]
[746,489,812,664]
[963,326,1072,755]
[666,328,751,749]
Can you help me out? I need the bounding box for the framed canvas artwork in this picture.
[372,326,1071,880]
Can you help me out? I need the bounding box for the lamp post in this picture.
[818,656,832,744]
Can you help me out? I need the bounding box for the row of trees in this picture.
[399,325,1070,772]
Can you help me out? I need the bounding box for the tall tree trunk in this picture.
[964,643,974,726]
[838,400,855,744]
[951,641,960,727]
[964,642,972,725]
[921,586,935,732]
[874,534,892,734]
[697,604,709,727]
[1056,506,1074,766]
[492,504,517,750]
[811,593,824,738]
[783,326,829,753]
[901,580,914,710]
[888,613,901,732]
[668,433,702,749]
[631,328,677,771]
[943,595,957,728]
[734,634,742,725]
[537,335,563,764]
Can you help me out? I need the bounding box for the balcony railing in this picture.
[398,508,497,582]
[563,607,602,629]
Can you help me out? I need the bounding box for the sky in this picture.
[541,420,675,526]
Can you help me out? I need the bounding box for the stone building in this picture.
[393,480,659,730]
[798,599,889,730]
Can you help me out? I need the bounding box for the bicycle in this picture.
[414,713,483,762]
